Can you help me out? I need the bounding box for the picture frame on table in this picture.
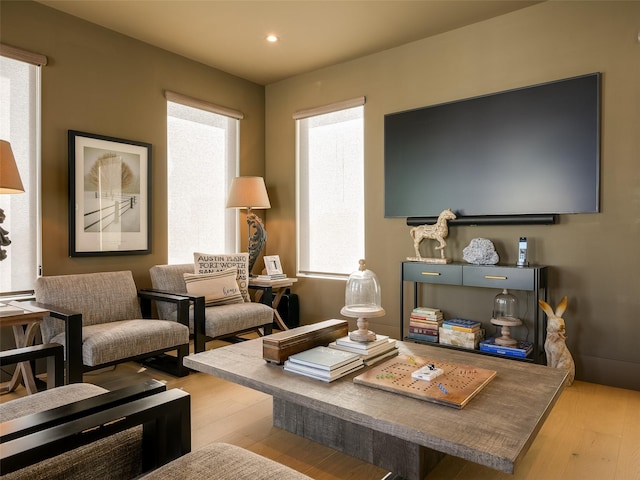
[68,130,152,256]
[264,255,283,276]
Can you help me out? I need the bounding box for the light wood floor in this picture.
[3,341,639,480]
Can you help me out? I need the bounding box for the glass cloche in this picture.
[340,259,385,342]
[492,289,518,320]
[490,288,521,346]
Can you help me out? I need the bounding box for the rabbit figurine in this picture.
[539,296,575,386]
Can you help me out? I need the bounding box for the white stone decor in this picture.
[462,238,499,265]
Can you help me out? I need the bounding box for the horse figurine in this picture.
[539,296,575,386]
[409,209,456,260]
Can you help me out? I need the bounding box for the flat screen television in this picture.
[384,73,600,225]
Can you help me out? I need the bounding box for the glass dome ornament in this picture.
[490,288,522,346]
[340,259,386,342]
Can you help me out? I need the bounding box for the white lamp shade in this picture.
[226,176,271,209]
[0,140,25,194]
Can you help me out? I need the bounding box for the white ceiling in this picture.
[37,1,540,85]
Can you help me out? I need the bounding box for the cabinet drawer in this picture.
[402,262,462,285]
[462,266,536,291]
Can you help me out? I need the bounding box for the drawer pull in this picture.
[421,272,441,277]
[485,275,507,280]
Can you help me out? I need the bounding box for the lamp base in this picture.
[246,210,267,275]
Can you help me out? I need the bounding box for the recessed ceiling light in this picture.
[266,34,279,43]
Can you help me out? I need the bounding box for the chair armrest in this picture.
[0,379,166,443]
[137,290,193,328]
[0,343,64,391]
[1,388,191,475]
[139,289,206,352]
[29,302,84,384]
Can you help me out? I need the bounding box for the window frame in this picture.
[294,97,366,279]
[165,91,242,263]
[0,44,46,299]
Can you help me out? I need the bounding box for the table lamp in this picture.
[0,140,25,261]
[226,176,271,275]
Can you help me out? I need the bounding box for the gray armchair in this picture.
[34,270,191,383]
[149,264,273,352]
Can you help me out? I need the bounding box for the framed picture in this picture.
[68,130,152,256]
[263,255,283,276]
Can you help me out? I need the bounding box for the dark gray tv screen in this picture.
[384,73,600,220]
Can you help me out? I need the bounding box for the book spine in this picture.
[407,332,439,343]
[442,324,480,333]
[409,326,439,336]
[479,345,530,358]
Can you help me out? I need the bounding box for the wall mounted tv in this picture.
[384,73,600,225]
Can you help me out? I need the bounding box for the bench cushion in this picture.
[48,319,189,366]
[141,442,312,480]
[0,383,107,422]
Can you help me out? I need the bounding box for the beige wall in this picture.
[0,1,265,289]
[265,1,640,390]
[2,1,638,389]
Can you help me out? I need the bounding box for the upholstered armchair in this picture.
[34,270,191,384]
[149,264,274,353]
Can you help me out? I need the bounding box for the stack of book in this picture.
[480,337,533,358]
[255,273,287,281]
[439,318,484,349]
[328,334,398,366]
[407,306,443,343]
[284,345,364,382]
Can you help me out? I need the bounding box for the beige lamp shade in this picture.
[0,140,25,194]
[226,176,271,209]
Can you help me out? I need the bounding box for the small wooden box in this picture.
[438,327,484,349]
[263,319,349,364]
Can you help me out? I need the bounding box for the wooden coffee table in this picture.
[185,335,567,479]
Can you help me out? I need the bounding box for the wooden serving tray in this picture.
[263,319,348,364]
[353,353,496,409]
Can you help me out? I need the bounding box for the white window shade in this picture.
[297,102,365,277]
[167,99,239,264]
[0,50,42,296]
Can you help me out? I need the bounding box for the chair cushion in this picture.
[0,383,107,422]
[202,302,273,338]
[141,442,312,480]
[184,268,244,306]
[49,319,189,366]
[193,252,251,302]
[35,271,143,344]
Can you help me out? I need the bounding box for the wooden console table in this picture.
[185,332,567,479]
[0,301,50,395]
[401,262,548,363]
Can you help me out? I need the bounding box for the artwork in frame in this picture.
[263,255,283,276]
[68,130,152,256]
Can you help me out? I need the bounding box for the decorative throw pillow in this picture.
[183,268,244,306]
[193,252,251,302]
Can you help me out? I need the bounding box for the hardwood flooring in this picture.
[2,340,639,480]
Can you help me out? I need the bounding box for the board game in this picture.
[353,354,497,409]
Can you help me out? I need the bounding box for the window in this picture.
[0,47,44,297]
[296,97,365,277]
[166,92,241,264]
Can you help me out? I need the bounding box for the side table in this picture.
[0,300,50,395]
[248,278,298,331]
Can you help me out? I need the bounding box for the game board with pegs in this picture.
[353,354,497,409]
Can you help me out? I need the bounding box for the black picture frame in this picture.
[68,130,151,256]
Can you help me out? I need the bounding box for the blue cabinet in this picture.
[400,262,548,363]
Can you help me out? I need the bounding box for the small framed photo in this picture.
[68,130,152,256]
[264,255,283,276]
